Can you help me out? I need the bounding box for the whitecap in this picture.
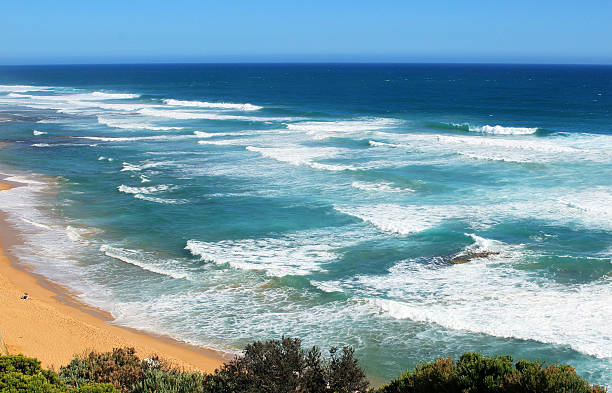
[164,98,262,111]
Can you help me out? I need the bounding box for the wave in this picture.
[117,184,174,194]
[362,237,612,359]
[164,98,262,111]
[100,245,191,280]
[287,118,399,140]
[77,134,196,142]
[32,130,47,136]
[287,118,399,132]
[477,125,538,135]
[429,122,538,135]
[133,194,187,204]
[0,85,52,93]
[368,140,407,148]
[197,140,242,146]
[121,161,174,172]
[89,91,140,100]
[97,115,183,131]
[185,233,337,276]
[246,145,359,171]
[334,204,449,235]
[351,181,414,193]
[193,131,237,138]
[139,107,296,122]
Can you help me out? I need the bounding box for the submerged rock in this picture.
[450,250,500,265]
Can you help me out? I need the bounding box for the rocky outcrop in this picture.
[450,250,500,265]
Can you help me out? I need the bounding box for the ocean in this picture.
[0,63,611,385]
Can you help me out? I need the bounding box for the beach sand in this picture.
[0,180,226,372]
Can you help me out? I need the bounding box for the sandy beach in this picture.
[0,180,225,372]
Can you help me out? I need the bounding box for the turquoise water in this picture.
[0,64,611,385]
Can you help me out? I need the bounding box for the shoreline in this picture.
[0,179,228,372]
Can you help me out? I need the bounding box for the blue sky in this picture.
[2,0,611,64]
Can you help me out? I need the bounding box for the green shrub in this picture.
[59,348,145,392]
[220,337,369,393]
[377,354,607,393]
[0,371,65,393]
[130,368,209,393]
[0,355,118,393]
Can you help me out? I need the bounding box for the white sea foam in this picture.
[473,125,539,135]
[121,161,174,172]
[32,143,52,147]
[246,145,359,171]
[133,194,187,204]
[10,91,138,101]
[287,118,399,140]
[97,115,183,131]
[359,236,612,359]
[0,85,52,92]
[139,107,296,122]
[117,184,173,194]
[77,134,197,142]
[185,233,338,276]
[334,204,449,235]
[32,130,47,136]
[100,245,191,280]
[197,139,244,146]
[164,98,262,111]
[351,181,414,193]
[368,140,406,148]
[369,132,588,164]
[287,118,398,132]
[193,131,236,138]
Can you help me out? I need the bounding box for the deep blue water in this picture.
[0,64,611,385]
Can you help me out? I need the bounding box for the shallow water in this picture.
[0,64,611,385]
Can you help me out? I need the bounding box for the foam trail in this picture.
[100,245,191,280]
[362,236,612,359]
[97,116,183,131]
[246,146,359,171]
[133,194,188,204]
[121,161,174,172]
[164,98,262,111]
[32,130,47,136]
[139,108,296,122]
[0,85,52,92]
[287,118,398,132]
[117,184,174,194]
[351,181,414,193]
[473,125,538,135]
[185,233,337,276]
[335,204,448,235]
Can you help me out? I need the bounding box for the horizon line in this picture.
[2,61,612,67]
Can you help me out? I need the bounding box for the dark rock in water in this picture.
[450,250,500,265]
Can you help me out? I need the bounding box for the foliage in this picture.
[219,337,370,393]
[59,348,146,392]
[0,354,118,393]
[2,341,607,393]
[377,352,607,393]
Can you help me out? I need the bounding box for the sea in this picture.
[0,64,610,385]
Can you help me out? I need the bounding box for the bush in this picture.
[59,348,146,392]
[220,337,369,393]
[130,368,210,393]
[0,354,117,393]
[377,353,607,393]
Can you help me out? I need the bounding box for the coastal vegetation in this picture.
[0,338,606,393]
